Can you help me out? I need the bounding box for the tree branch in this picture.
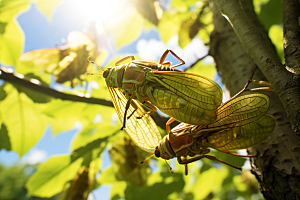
[185,54,209,71]
[213,0,300,134]
[283,0,300,74]
[0,66,171,129]
[210,1,300,198]
[0,66,114,107]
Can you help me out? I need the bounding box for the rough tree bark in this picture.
[213,0,300,135]
[210,0,300,199]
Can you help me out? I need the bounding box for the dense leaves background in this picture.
[0,0,285,199]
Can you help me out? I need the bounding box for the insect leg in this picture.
[127,109,137,120]
[164,160,173,174]
[217,150,258,157]
[204,155,242,170]
[185,164,188,176]
[136,102,157,119]
[177,154,242,174]
[115,55,135,66]
[121,95,133,130]
[159,49,185,68]
[126,100,139,120]
[246,80,274,92]
[177,156,206,175]
[177,155,205,164]
[166,118,177,134]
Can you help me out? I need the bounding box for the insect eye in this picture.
[154,148,160,157]
[103,67,111,78]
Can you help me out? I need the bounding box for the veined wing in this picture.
[194,93,270,136]
[20,49,61,69]
[108,86,161,153]
[205,114,275,151]
[150,71,223,110]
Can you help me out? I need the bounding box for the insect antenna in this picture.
[86,56,105,76]
[134,154,155,164]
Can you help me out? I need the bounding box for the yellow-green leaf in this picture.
[26,155,83,197]
[109,8,143,48]
[36,0,64,22]
[0,19,24,67]
[191,168,228,199]
[0,84,47,156]
[269,24,284,62]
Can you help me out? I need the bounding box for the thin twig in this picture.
[186,54,209,70]
[0,66,114,107]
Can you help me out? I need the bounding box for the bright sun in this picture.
[70,0,130,23]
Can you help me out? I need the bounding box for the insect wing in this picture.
[195,93,270,136]
[149,71,223,125]
[19,49,62,70]
[206,114,275,151]
[152,71,223,110]
[107,86,161,153]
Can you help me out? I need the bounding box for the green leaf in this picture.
[0,122,11,150]
[0,0,30,22]
[171,0,199,9]
[41,99,80,134]
[186,61,216,80]
[42,99,113,135]
[158,12,183,43]
[42,99,95,119]
[233,175,247,191]
[0,22,7,35]
[190,168,228,199]
[27,136,108,197]
[70,136,109,163]
[0,164,33,200]
[0,19,24,67]
[178,16,193,48]
[258,0,282,30]
[109,8,143,48]
[253,0,269,14]
[124,171,185,200]
[111,181,127,200]
[36,0,65,22]
[0,0,28,67]
[196,8,213,43]
[97,167,119,185]
[132,0,159,25]
[0,84,47,156]
[0,84,7,101]
[269,24,284,62]
[71,118,119,151]
[26,155,83,197]
[108,138,151,186]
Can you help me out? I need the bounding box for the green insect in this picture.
[88,49,223,134]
